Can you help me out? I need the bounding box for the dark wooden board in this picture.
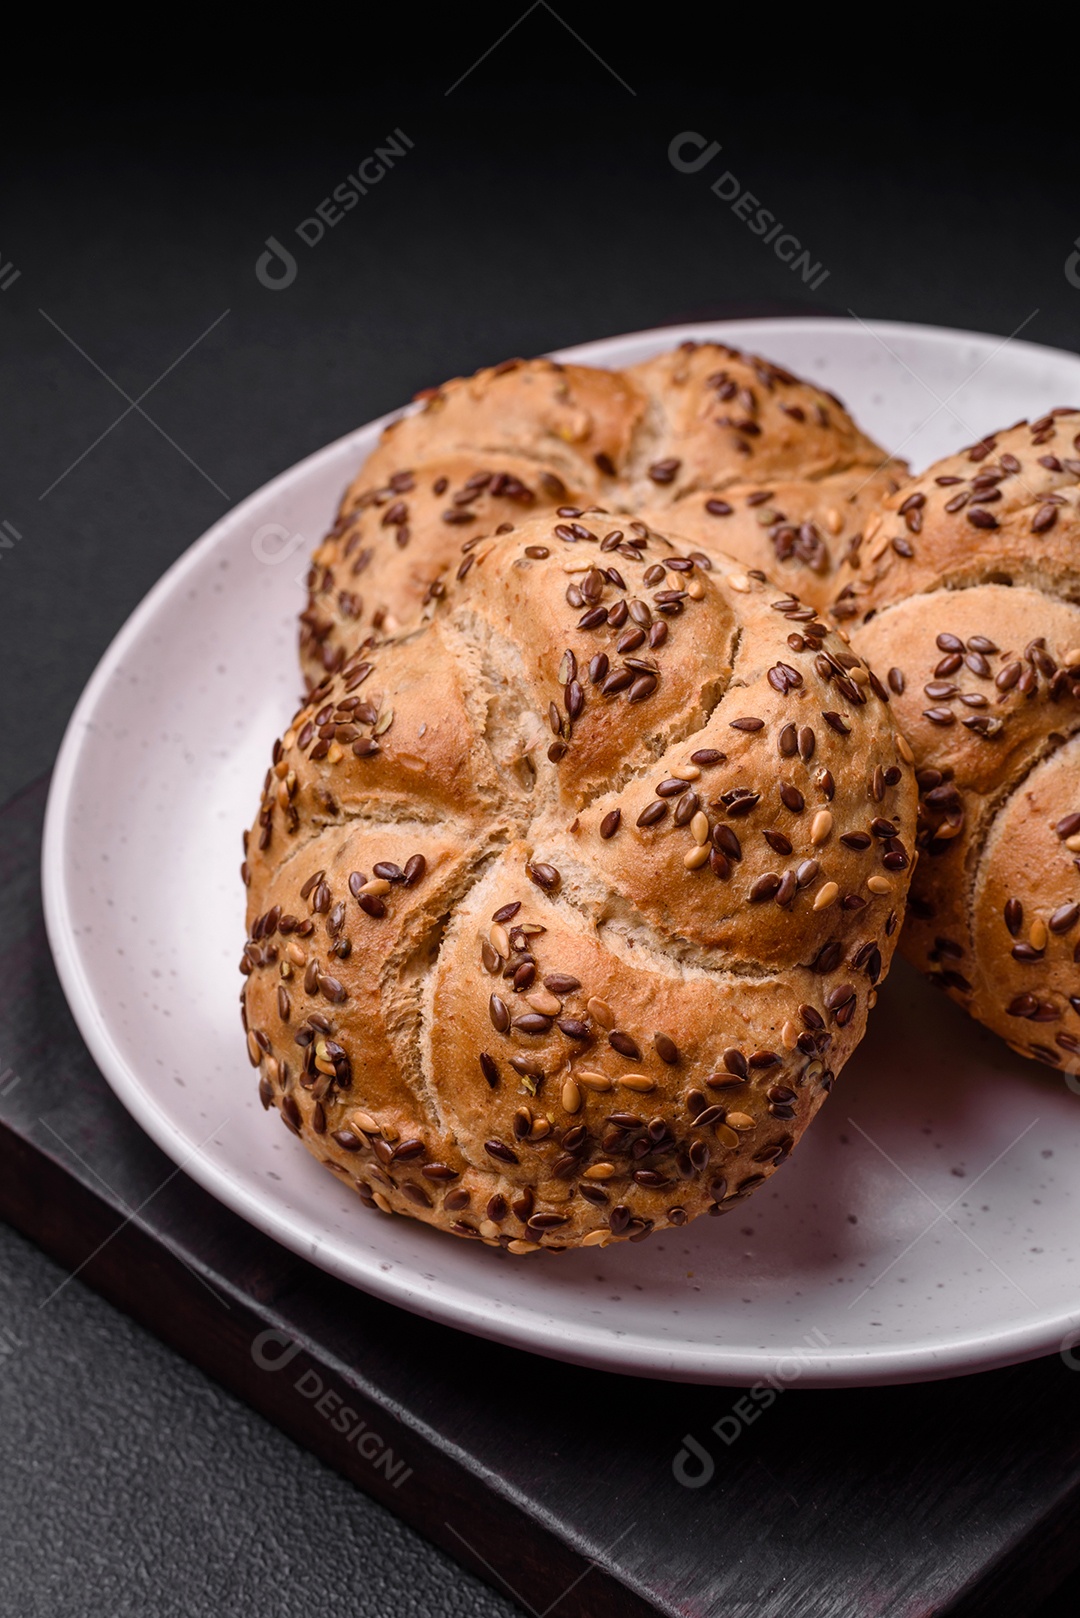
[4,773,1080,1618]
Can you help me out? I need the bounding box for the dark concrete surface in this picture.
[3,29,1080,1615]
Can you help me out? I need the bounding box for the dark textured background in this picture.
[3,27,1080,1613]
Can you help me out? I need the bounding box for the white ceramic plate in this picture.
[43,319,1080,1386]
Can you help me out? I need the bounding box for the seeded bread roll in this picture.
[300,343,905,682]
[619,343,893,506]
[832,412,1080,1071]
[245,514,916,1252]
[632,461,903,604]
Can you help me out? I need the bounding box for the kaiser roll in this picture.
[244,512,917,1251]
[833,411,1080,1072]
[299,341,905,685]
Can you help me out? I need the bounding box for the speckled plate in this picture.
[43,319,1080,1385]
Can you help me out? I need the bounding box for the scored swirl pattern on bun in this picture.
[834,411,1080,1072]
[300,341,905,684]
[244,511,917,1251]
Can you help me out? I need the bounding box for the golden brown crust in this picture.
[832,415,1080,620]
[634,462,904,601]
[364,358,645,493]
[246,514,916,1252]
[836,412,1080,1070]
[300,343,904,682]
[621,344,888,502]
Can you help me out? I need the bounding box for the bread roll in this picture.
[300,343,905,683]
[833,412,1080,1071]
[245,513,916,1251]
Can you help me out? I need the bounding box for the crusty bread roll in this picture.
[832,412,1080,1071]
[245,513,916,1251]
[300,342,905,683]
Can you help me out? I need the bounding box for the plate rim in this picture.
[41,315,1080,1386]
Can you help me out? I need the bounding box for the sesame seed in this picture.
[585,998,613,1031]
[810,809,833,845]
[525,984,562,1015]
[561,1078,582,1113]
